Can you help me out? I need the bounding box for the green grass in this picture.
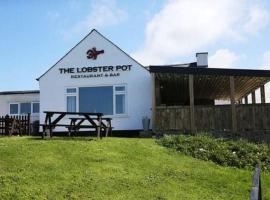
[0,137,269,200]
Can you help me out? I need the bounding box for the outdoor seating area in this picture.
[40,111,112,139]
[150,66,270,134]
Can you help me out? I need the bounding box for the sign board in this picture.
[59,65,132,79]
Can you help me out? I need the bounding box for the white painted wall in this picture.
[0,93,40,122]
[39,30,152,131]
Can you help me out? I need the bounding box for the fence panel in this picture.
[156,104,270,132]
[0,114,30,136]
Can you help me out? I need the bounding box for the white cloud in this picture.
[261,51,270,69]
[64,0,127,39]
[209,49,241,68]
[243,5,269,33]
[132,0,269,65]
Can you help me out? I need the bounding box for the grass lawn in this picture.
[0,137,269,200]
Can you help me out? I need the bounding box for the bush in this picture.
[157,134,270,171]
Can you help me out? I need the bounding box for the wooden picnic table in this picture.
[68,117,112,137]
[41,111,111,139]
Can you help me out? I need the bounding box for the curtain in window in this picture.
[67,96,76,112]
[116,94,125,114]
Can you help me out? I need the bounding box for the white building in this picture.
[0,90,39,122]
[37,29,152,131]
[0,29,269,134]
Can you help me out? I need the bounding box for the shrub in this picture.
[157,134,270,171]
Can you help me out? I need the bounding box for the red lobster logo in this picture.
[86,47,104,60]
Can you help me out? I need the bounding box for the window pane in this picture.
[116,94,125,114]
[10,104,18,114]
[32,103,40,113]
[67,96,76,112]
[79,86,113,115]
[115,86,125,92]
[20,103,31,114]
[67,88,76,93]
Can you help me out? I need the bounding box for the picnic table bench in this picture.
[40,111,112,139]
[68,117,112,137]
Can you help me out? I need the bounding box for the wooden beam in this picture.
[251,91,256,131]
[260,85,265,104]
[252,91,256,104]
[230,76,237,133]
[245,96,248,104]
[151,73,156,131]
[155,77,161,106]
[189,74,195,133]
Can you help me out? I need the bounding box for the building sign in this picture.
[59,65,132,79]
[86,47,104,60]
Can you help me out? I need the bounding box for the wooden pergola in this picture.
[150,66,270,133]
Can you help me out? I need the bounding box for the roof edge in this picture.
[149,66,270,77]
[0,90,40,95]
[37,29,97,81]
[37,29,148,81]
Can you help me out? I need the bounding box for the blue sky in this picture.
[1,0,270,91]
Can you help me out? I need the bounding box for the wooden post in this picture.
[260,85,267,130]
[97,115,101,139]
[189,74,195,134]
[260,85,265,104]
[230,76,237,133]
[252,91,256,104]
[27,113,31,135]
[245,96,248,104]
[250,166,262,200]
[155,77,161,106]
[251,91,256,131]
[151,73,156,132]
[4,115,9,136]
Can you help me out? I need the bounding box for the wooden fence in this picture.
[155,104,270,132]
[0,114,30,136]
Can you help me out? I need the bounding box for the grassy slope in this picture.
[0,137,269,200]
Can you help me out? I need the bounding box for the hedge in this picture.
[157,134,270,171]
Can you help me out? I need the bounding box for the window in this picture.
[116,94,125,114]
[32,103,40,114]
[67,96,76,112]
[10,104,19,115]
[66,88,77,112]
[10,102,40,115]
[79,86,113,115]
[67,85,127,116]
[115,86,126,114]
[67,88,76,93]
[115,86,125,92]
[20,103,31,114]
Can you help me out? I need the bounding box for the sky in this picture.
[1,0,270,91]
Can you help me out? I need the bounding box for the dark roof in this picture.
[0,90,40,95]
[37,29,148,81]
[149,65,270,77]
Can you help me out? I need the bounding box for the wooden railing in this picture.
[155,104,270,132]
[0,114,30,136]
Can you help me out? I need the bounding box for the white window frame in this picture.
[9,102,40,115]
[113,85,127,116]
[65,84,128,117]
[9,103,19,115]
[32,102,40,114]
[65,88,78,112]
